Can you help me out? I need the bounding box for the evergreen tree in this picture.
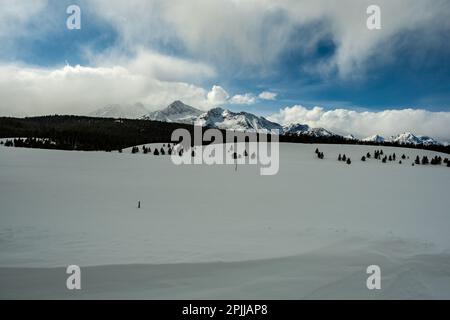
[421,156,428,165]
[160,147,165,155]
[366,152,371,158]
[244,150,248,157]
[342,154,347,161]
[415,156,420,165]
[315,148,319,154]
[154,148,160,155]
[382,156,387,163]
[447,161,450,167]
[393,153,396,161]
[338,154,342,161]
[346,158,351,165]
[401,154,406,160]
[388,155,392,161]
[399,160,402,164]
[361,156,366,161]
[191,149,196,157]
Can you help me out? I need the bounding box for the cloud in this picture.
[268,105,450,141]
[258,91,277,100]
[207,85,229,105]
[0,63,221,116]
[88,0,450,78]
[230,93,256,105]
[87,48,216,83]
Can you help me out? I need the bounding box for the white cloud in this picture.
[207,85,229,105]
[0,63,219,116]
[268,105,450,141]
[258,91,277,100]
[87,48,216,82]
[89,0,450,78]
[230,93,256,105]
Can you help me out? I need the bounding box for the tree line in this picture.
[1,115,449,154]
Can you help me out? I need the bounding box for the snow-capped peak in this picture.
[344,134,357,140]
[362,134,385,143]
[195,107,282,133]
[283,123,336,137]
[89,103,149,119]
[143,101,203,124]
[389,132,439,145]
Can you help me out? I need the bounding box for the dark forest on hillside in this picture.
[1,115,449,154]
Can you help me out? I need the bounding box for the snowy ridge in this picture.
[283,123,336,137]
[195,107,283,133]
[89,103,149,119]
[388,132,440,146]
[362,134,386,143]
[143,100,203,124]
[89,100,442,144]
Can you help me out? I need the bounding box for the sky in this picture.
[1,0,450,141]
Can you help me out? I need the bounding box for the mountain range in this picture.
[89,101,441,145]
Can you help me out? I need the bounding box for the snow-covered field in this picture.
[0,142,449,299]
